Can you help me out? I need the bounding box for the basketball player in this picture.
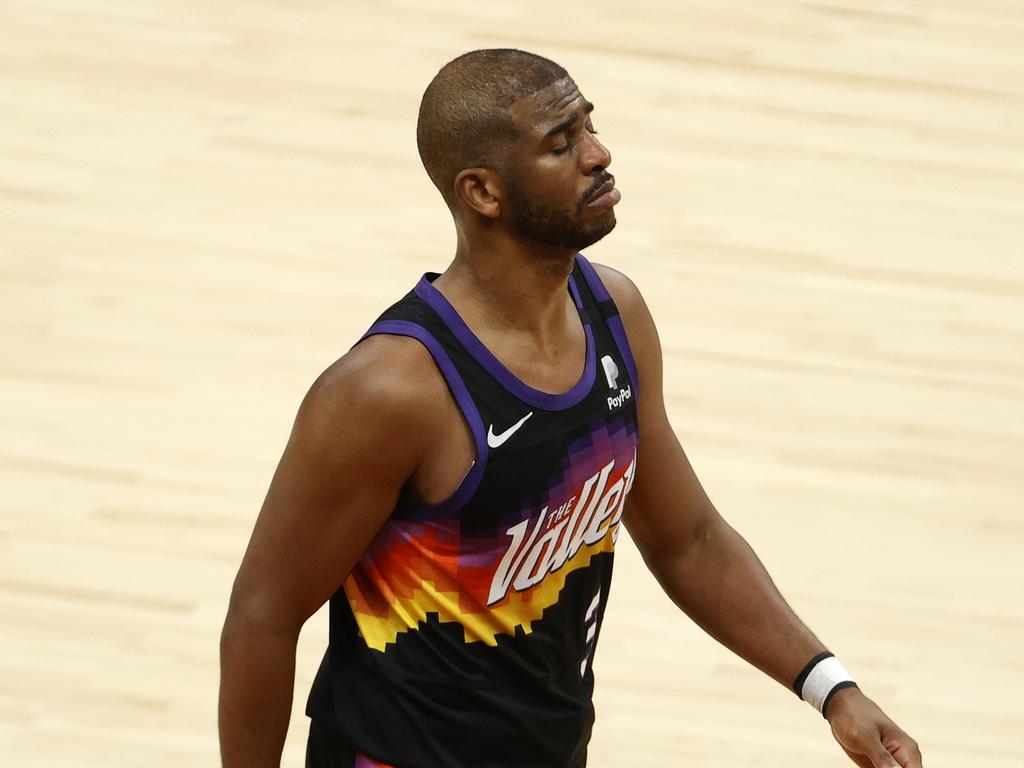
[219,49,923,768]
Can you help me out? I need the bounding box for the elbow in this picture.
[681,508,721,561]
[220,582,252,660]
[636,505,723,585]
[221,577,303,652]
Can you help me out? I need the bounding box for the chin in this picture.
[576,215,617,250]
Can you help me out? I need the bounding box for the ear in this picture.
[453,168,502,219]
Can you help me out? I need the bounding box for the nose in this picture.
[581,132,612,174]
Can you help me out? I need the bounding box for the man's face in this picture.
[501,77,619,252]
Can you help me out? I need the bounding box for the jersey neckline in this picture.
[413,259,597,411]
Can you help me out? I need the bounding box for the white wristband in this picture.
[793,652,858,717]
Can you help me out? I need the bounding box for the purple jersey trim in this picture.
[358,320,488,519]
[574,254,640,398]
[568,270,585,309]
[413,273,597,411]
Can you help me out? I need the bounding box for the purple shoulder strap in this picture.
[574,254,640,397]
[358,320,488,518]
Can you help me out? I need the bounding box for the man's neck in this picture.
[433,237,580,349]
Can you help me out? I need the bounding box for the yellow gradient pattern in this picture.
[349,531,617,650]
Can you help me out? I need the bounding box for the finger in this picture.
[865,742,900,768]
[868,745,901,768]
[867,752,898,768]
[841,745,876,768]
[884,734,923,768]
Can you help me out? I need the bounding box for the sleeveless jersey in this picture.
[306,254,640,768]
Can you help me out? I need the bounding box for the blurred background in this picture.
[2,1,1022,765]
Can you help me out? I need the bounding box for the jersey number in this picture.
[580,588,602,677]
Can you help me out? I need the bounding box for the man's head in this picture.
[417,48,618,253]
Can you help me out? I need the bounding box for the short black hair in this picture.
[416,48,569,209]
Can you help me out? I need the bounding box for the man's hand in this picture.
[826,687,923,768]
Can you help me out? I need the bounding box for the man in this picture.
[219,49,923,768]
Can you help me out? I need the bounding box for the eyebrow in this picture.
[545,101,595,137]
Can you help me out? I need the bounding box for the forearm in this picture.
[643,514,826,689]
[218,610,300,768]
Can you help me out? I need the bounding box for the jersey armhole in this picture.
[355,320,489,519]
[574,254,641,398]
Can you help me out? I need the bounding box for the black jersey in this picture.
[306,254,640,768]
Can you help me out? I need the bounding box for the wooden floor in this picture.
[2,1,1023,765]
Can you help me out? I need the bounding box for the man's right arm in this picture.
[218,335,443,768]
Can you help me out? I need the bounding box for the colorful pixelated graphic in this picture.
[345,419,638,650]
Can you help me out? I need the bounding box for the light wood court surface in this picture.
[2,1,1023,766]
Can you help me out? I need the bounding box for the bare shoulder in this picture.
[312,333,448,408]
[591,261,642,306]
[590,260,665,402]
[590,261,657,343]
[296,333,450,460]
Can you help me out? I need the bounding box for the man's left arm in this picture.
[596,263,922,768]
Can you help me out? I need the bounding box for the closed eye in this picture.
[552,125,598,155]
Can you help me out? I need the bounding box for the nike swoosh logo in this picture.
[487,411,533,449]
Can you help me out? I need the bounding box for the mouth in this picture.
[585,176,621,208]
